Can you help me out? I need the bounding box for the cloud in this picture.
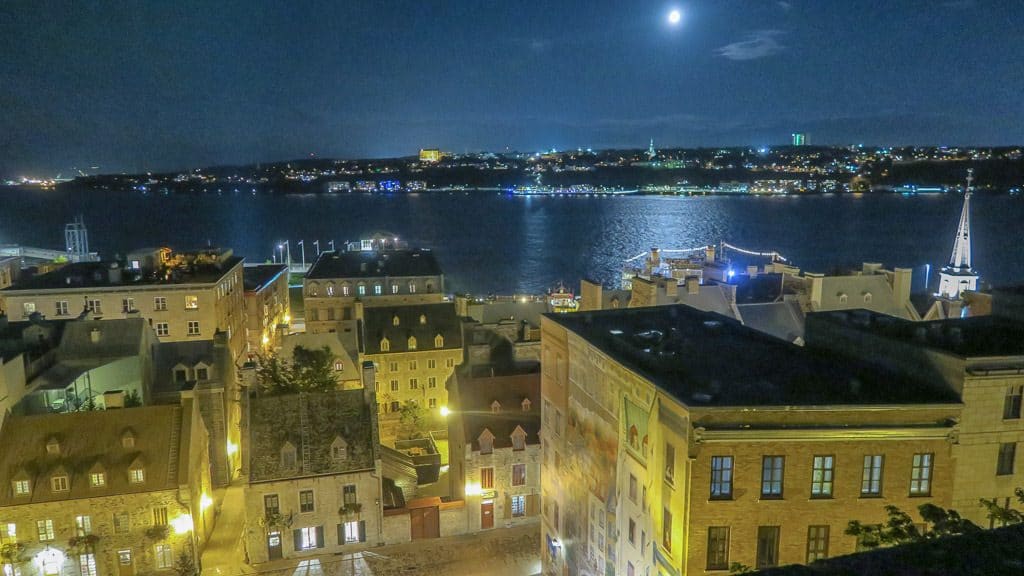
[715,30,786,61]
[777,1,792,11]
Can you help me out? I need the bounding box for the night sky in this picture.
[1,1,1021,177]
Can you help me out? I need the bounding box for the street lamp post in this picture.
[313,239,320,256]
[298,240,305,271]
[328,239,335,251]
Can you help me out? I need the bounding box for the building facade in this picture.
[242,379,383,564]
[0,402,213,576]
[540,306,964,576]
[0,248,246,362]
[243,264,290,355]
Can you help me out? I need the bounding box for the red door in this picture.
[481,500,494,529]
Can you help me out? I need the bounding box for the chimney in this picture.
[685,276,699,295]
[664,277,678,297]
[806,273,824,310]
[650,247,661,268]
[108,262,122,284]
[361,360,381,451]
[704,245,716,263]
[892,268,912,309]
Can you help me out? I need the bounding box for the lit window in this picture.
[392,315,400,326]
[155,544,173,569]
[861,455,884,496]
[434,334,444,348]
[153,507,168,526]
[342,285,350,296]
[342,521,360,544]
[480,467,494,490]
[122,297,135,313]
[380,338,390,352]
[185,295,199,309]
[910,453,933,495]
[299,526,319,549]
[806,525,829,563]
[711,456,733,499]
[511,495,525,517]
[407,336,417,350]
[113,512,129,534]
[37,519,55,541]
[129,468,145,483]
[13,480,30,496]
[811,455,834,498]
[408,282,416,294]
[89,472,106,488]
[391,284,399,294]
[334,361,344,371]
[761,456,784,498]
[358,285,366,296]
[79,552,98,576]
[75,515,92,536]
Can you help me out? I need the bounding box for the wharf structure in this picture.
[539,303,1024,575]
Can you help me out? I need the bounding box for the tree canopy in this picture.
[256,345,339,395]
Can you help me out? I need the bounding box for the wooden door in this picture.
[267,531,283,560]
[481,500,494,529]
[117,549,134,576]
[410,506,440,539]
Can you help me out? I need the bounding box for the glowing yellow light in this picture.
[283,314,291,324]
[465,482,481,496]
[440,406,450,417]
[261,334,270,346]
[171,514,194,534]
[200,494,213,511]
[226,442,238,456]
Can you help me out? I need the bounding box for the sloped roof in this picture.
[248,391,375,482]
[738,301,806,343]
[0,405,184,505]
[152,340,217,397]
[243,264,288,292]
[456,371,541,451]
[58,318,148,361]
[306,249,442,280]
[362,303,463,354]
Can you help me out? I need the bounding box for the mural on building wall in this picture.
[566,395,619,576]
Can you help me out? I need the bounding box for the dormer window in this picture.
[478,429,495,455]
[491,400,501,413]
[334,360,344,371]
[863,292,873,304]
[129,468,145,484]
[434,334,444,348]
[281,442,297,469]
[392,315,400,327]
[511,426,527,451]
[408,336,417,350]
[327,284,335,296]
[331,436,348,461]
[122,429,136,449]
[45,438,60,455]
[380,338,390,352]
[51,475,69,492]
[90,472,106,488]
[521,398,532,411]
[838,292,848,304]
[419,314,427,325]
[12,480,30,496]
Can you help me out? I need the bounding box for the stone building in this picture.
[0,257,19,291]
[359,303,463,426]
[540,305,963,576]
[447,363,542,532]
[242,264,290,355]
[303,247,445,344]
[242,372,383,564]
[806,310,1024,526]
[0,401,214,576]
[0,248,246,363]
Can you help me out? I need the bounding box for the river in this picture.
[1,187,1021,294]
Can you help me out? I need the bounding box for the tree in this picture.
[847,503,981,549]
[173,550,197,576]
[256,346,338,395]
[980,487,1024,526]
[398,400,427,439]
[124,390,142,407]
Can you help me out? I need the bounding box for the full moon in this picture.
[668,9,682,25]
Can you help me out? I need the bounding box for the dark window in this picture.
[806,525,829,563]
[299,490,315,513]
[662,508,672,552]
[756,526,780,569]
[264,494,280,516]
[343,485,357,505]
[706,526,730,570]
[811,455,834,498]
[664,443,675,484]
[710,456,733,499]
[998,443,1016,476]
[761,456,784,498]
[1005,386,1023,419]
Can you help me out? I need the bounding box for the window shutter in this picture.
[338,523,345,546]
[504,494,512,520]
[292,529,302,552]
[315,525,325,548]
[359,520,366,542]
[527,494,540,516]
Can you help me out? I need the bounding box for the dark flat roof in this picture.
[243,264,288,292]
[811,309,1024,357]
[305,249,442,280]
[546,306,959,407]
[4,257,242,290]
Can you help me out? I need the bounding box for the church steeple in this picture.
[937,169,979,300]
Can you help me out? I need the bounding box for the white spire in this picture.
[937,169,979,300]
[948,169,973,270]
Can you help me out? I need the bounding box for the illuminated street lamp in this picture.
[440,406,450,417]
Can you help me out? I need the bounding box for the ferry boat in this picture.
[548,283,579,313]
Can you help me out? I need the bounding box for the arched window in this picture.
[380,338,390,352]
[434,333,444,348]
[863,292,873,304]
[407,336,417,350]
[392,315,400,326]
